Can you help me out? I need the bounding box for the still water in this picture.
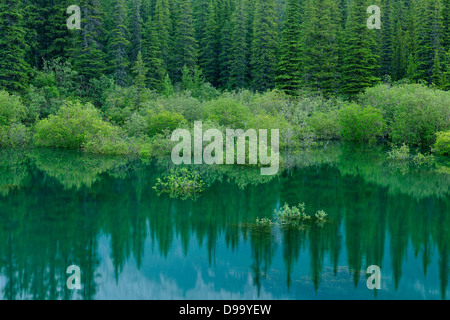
[0,143,448,300]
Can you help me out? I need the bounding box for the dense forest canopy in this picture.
[0,0,449,94]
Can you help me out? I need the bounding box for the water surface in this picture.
[0,144,448,300]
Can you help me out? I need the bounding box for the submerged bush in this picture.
[276,203,311,225]
[387,143,411,161]
[153,168,205,200]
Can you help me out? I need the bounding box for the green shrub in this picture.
[83,126,132,155]
[202,97,250,128]
[339,103,385,143]
[387,143,411,161]
[153,168,205,200]
[145,92,204,122]
[361,84,450,147]
[34,102,117,149]
[248,113,293,148]
[276,203,311,225]
[307,110,340,140]
[103,85,154,125]
[432,131,450,156]
[0,123,31,147]
[124,113,149,138]
[0,90,27,126]
[144,107,186,137]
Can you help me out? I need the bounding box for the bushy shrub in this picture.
[248,89,291,116]
[432,131,450,156]
[145,91,204,122]
[143,107,186,137]
[34,102,117,149]
[153,168,205,200]
[124,112,149,138]
[0,123,31,147]
[103,85,155,125]
[202,97,250,128]
[339,103,385,143]
[387,143,411,161]
[25,84,65,122]
[361,84,450,147]
[307,110,340,140]
[83,125,132,155]
[248,113,293,148]
[0,90,27,126]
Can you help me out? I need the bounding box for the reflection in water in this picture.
[0,144,448,300]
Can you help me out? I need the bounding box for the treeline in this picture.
[1,0,450,96]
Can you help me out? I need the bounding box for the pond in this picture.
[0,143,448,300]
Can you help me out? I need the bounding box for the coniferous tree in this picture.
[250,0,279,91]
[390,0,409,81]
[218,0,234,89]
[0,0,30,92]
[276,0,303,95]
[228,0,250,90]
[443,0,450,49]
[198,0,220,86]
[108,0,130,86]
[301,0,341,95]
[142,16,167,90]
[340,0,380,95]
[132,51,147,104]
[173,0,198,81]
[71,0,107,86]
[153,0,172,73]
[416,0,444,84]
[129,0,143,63]
[405,0,421,81]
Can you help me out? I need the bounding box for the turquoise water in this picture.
[0,144,448,299]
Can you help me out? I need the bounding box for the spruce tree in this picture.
[0,0,30,92]
[405,0,421,81]
[301,0,341,95]
[340,0,380,95]
[198,0,220,86]
[228,0,250,90]
[390,0,409,81]
[218,0,234,89]
[108,0,130,86]
[275,0,303,95]
[71,0,107,85]
[132,51,147,104]
[142,16,167,90]
[173,0,198,81]
[153,0,172,72]
[415,0,444,84]
[250,0,279,91]
[128,0,143,63]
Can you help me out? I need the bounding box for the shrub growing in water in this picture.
[361,84,450,147]
[33,102,127,153]
[153,168,205,200]
[339,103,385,144]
